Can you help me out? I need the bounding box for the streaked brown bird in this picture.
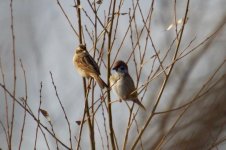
[110,60,145,109]
[73,44,107,89]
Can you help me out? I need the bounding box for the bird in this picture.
[110,60,145,109]
[73,44,108,89]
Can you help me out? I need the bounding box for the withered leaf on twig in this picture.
[40,109,51,122]
[73,4,82,9]
[76,120,81,125]
[166,17,189,31]
[96,0,103,4]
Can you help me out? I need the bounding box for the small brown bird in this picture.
[110,60,145,109]
[73,44,107,89]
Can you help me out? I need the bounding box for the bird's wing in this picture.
[76,52,101,75]
[125,74,138,99]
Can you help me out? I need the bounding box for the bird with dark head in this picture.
[110,60,145,109]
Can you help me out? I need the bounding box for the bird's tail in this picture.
[133,98,146,110]
[94,75,108,89]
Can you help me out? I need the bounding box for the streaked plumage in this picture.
[110,60,145,109]
[73,44,107,89]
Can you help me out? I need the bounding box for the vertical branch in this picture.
[75,1,95,149]
[76,81,94,150]
[76,102,87,150]
[34,82,43,150]
[122,106,133,150]
[85,83,95,150]
[18,59,28,149]
[90,1,98,147]
[9,0,17,148]
[91,82,96,147]
[76,0,83,44]
[107,0,117,149]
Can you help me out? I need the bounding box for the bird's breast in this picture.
[73,54,89,77]
[110,75,128,99]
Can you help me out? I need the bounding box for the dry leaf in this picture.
[76,120,81,125]
[19,97,26,102]
[121,13,128,15]
[96,0,103,4]
[166,18,187,31]
[177,18,183,24]
[76,119,88,125]
[40,109,51,122]
[166,24,174,31]
[74,4,82,9]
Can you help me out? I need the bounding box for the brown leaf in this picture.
[96,0,103,4]
[40,109,51,121]
[76,120,81,125]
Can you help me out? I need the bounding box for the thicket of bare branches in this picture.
[0,0,226,149]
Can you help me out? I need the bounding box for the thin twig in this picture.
[0,55,10,148]
[0,121,9,148]
[48,120,60,150]
[131,1,190,149]
[154,59,226,149]
[0,84,71,149]
[9,0,17,148]
[34,82,43,150]
[50,72,73,149]
[122,1,155,148]
[106,0,117,149]
[94,118,105,150]
[56,0,79,37]
[18,59,28,150]
[75,0,95,149]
